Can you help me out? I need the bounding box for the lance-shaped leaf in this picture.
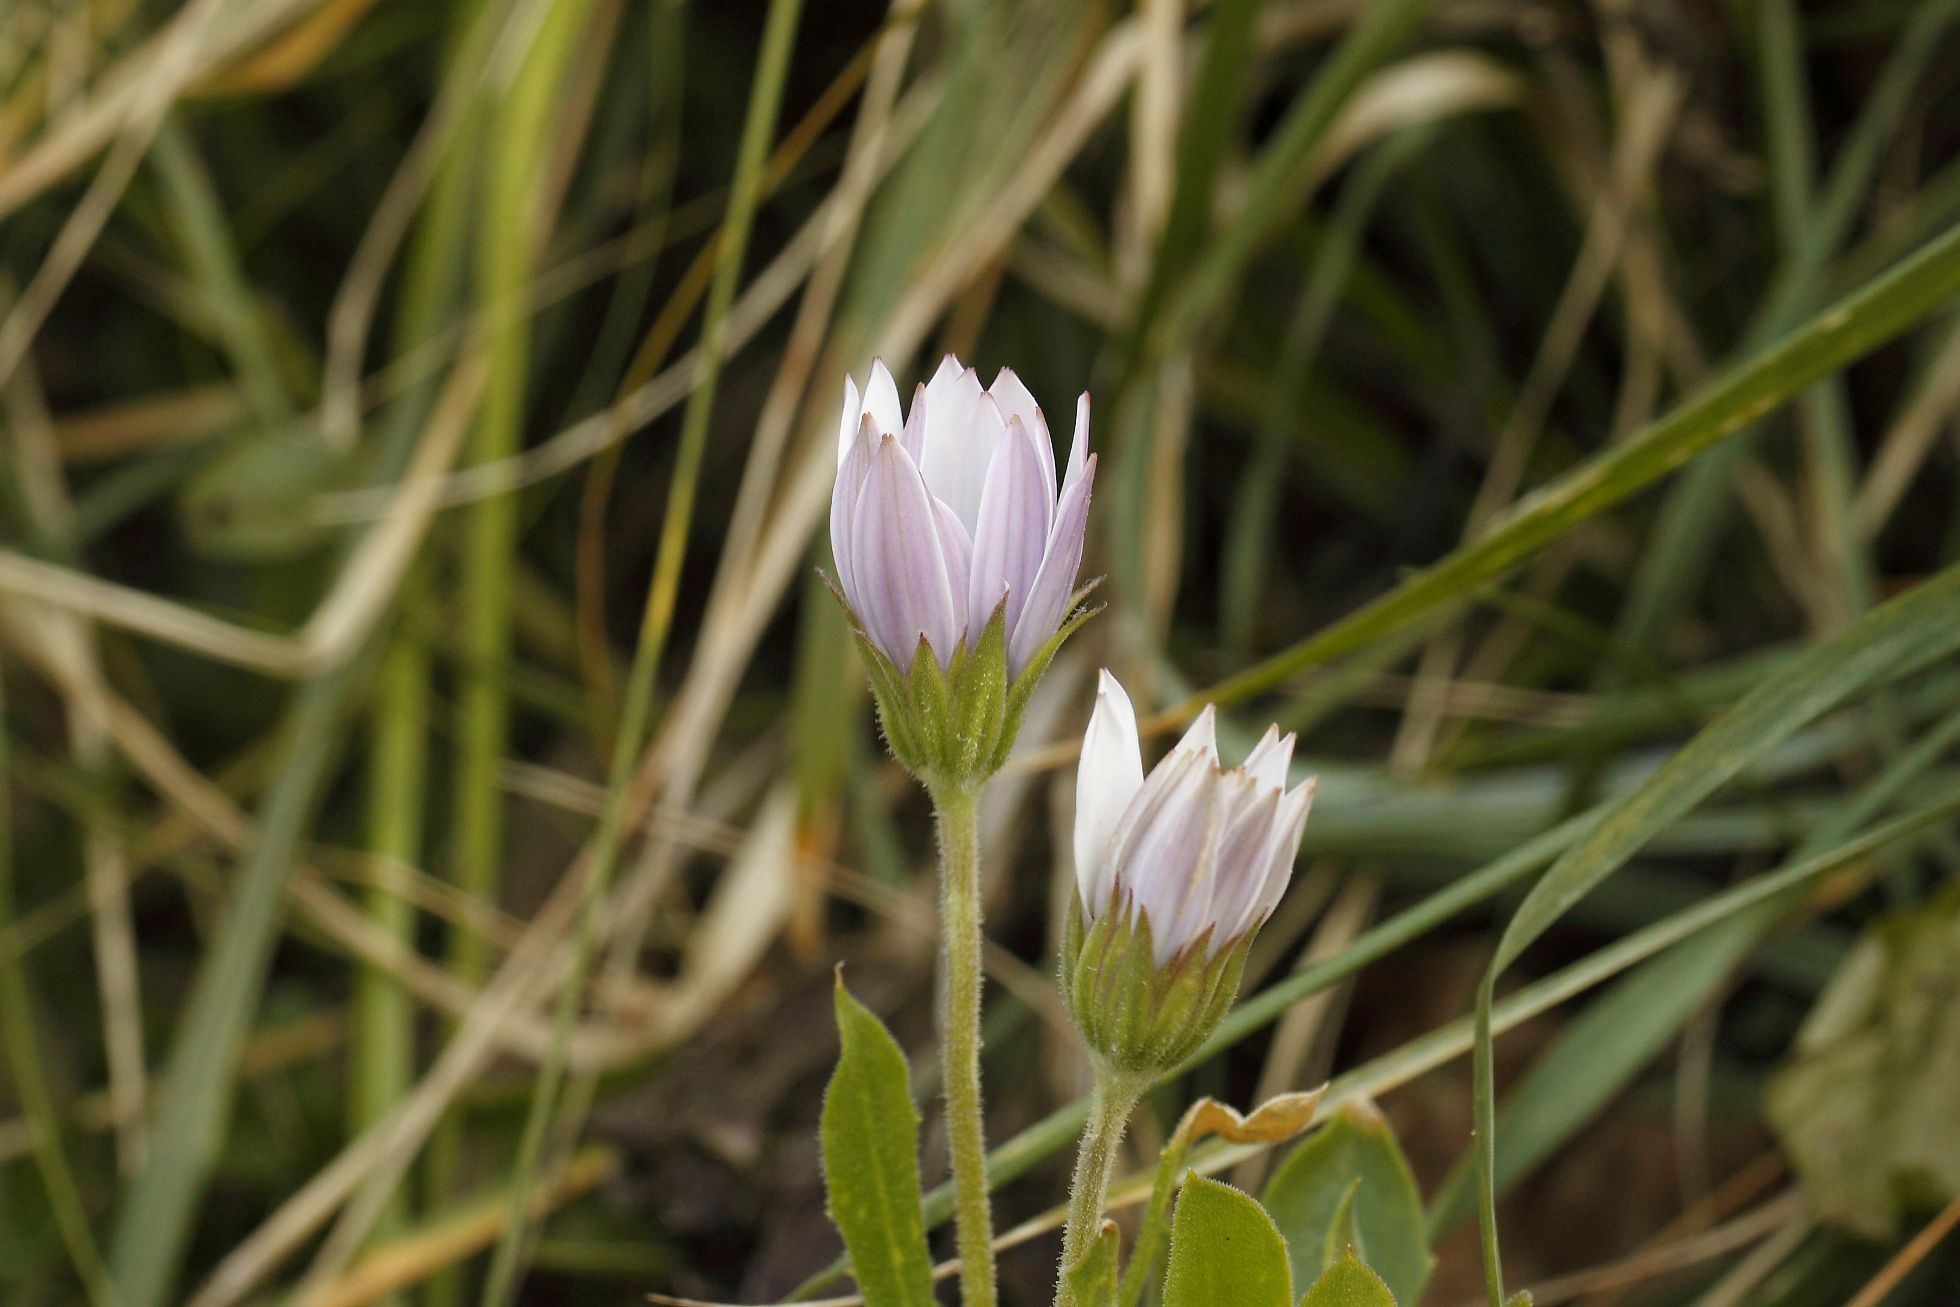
[1263,1100,1432,1307]
[820,973,935,1307]
[1164,1174,1293,1307]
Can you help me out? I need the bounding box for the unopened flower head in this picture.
[827,356,1100,789]
[1062,671,1317,1074]
[830,356,1095,676]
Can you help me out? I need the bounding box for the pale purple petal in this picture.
[836,375,863,468]
[1006,452,1096,675]
[850,434,960,666]
[830,413,878,600]
[864,359,904,437]
[988,368,1056,505]
[967,417,1053,636]
[1210,781,1282,942]
[1075,670,1144,915]
[931,494,973,640]
[1114,756,1220,962]
[1248,777,1317,925]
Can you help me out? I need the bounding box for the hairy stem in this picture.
[1056,1068,1144,1304]
[932,786,997,1307]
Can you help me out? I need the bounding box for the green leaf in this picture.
[1121,1092,1326,1307]
[820,974,936,1307]
[1767,879,1960,1237]
[1297,1250,1398,1307]
[1322,1179,1366,1273]
[1263,1102,1432,1307]
[1063,1220,1121,1307]
[1164,1175,1294,1307]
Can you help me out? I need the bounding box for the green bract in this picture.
[827,575,1099,792]
[1060,894,1256,1078]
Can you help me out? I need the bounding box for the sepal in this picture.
[1061,890,1258,1078]
[823,570,1098,790]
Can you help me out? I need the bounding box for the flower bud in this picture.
[827,356,1098,790]
[1061,672,1317,1075]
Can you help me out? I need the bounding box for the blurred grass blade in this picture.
[108,657,368,1307]
[1471,555,1960,1304]
[1181,217,1960,721]
[0,672,114,1302]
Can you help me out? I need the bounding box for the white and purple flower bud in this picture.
[826,356,1100,790]
[1062,671,1317,1074]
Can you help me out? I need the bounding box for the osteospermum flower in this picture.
[830,356,1095,677]
[826,357,1101,790]
[1062,671,1317,1074]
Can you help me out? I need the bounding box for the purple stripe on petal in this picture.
[1007,452,1096,675]
[851,435,960,667]
[967,417,1053,637]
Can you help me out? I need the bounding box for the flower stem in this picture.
[932,786,997,1307]
[1055,1067,1145,1305]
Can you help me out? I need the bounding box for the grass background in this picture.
[2,0,1959,1303]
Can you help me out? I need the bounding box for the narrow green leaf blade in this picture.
[1263,1102,1433,1307]
[1494,558,1960,975]
[1298,1251,1398,1307]
[1185,218,1960,717]
[1164,1175,1294,1307]
[820,975,935,1307]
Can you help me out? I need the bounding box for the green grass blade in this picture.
[1178,217,1960,721]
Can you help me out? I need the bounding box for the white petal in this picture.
[1075,670,1144,914]
[836,374,863,468]
[1170,704,1218,765]
[1239,726,1296,794]
[851,434,960,666]
[920,367,1001,533]
[1065,392,1090,485]
[864,359,904,437]
[967,416,1053,637]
